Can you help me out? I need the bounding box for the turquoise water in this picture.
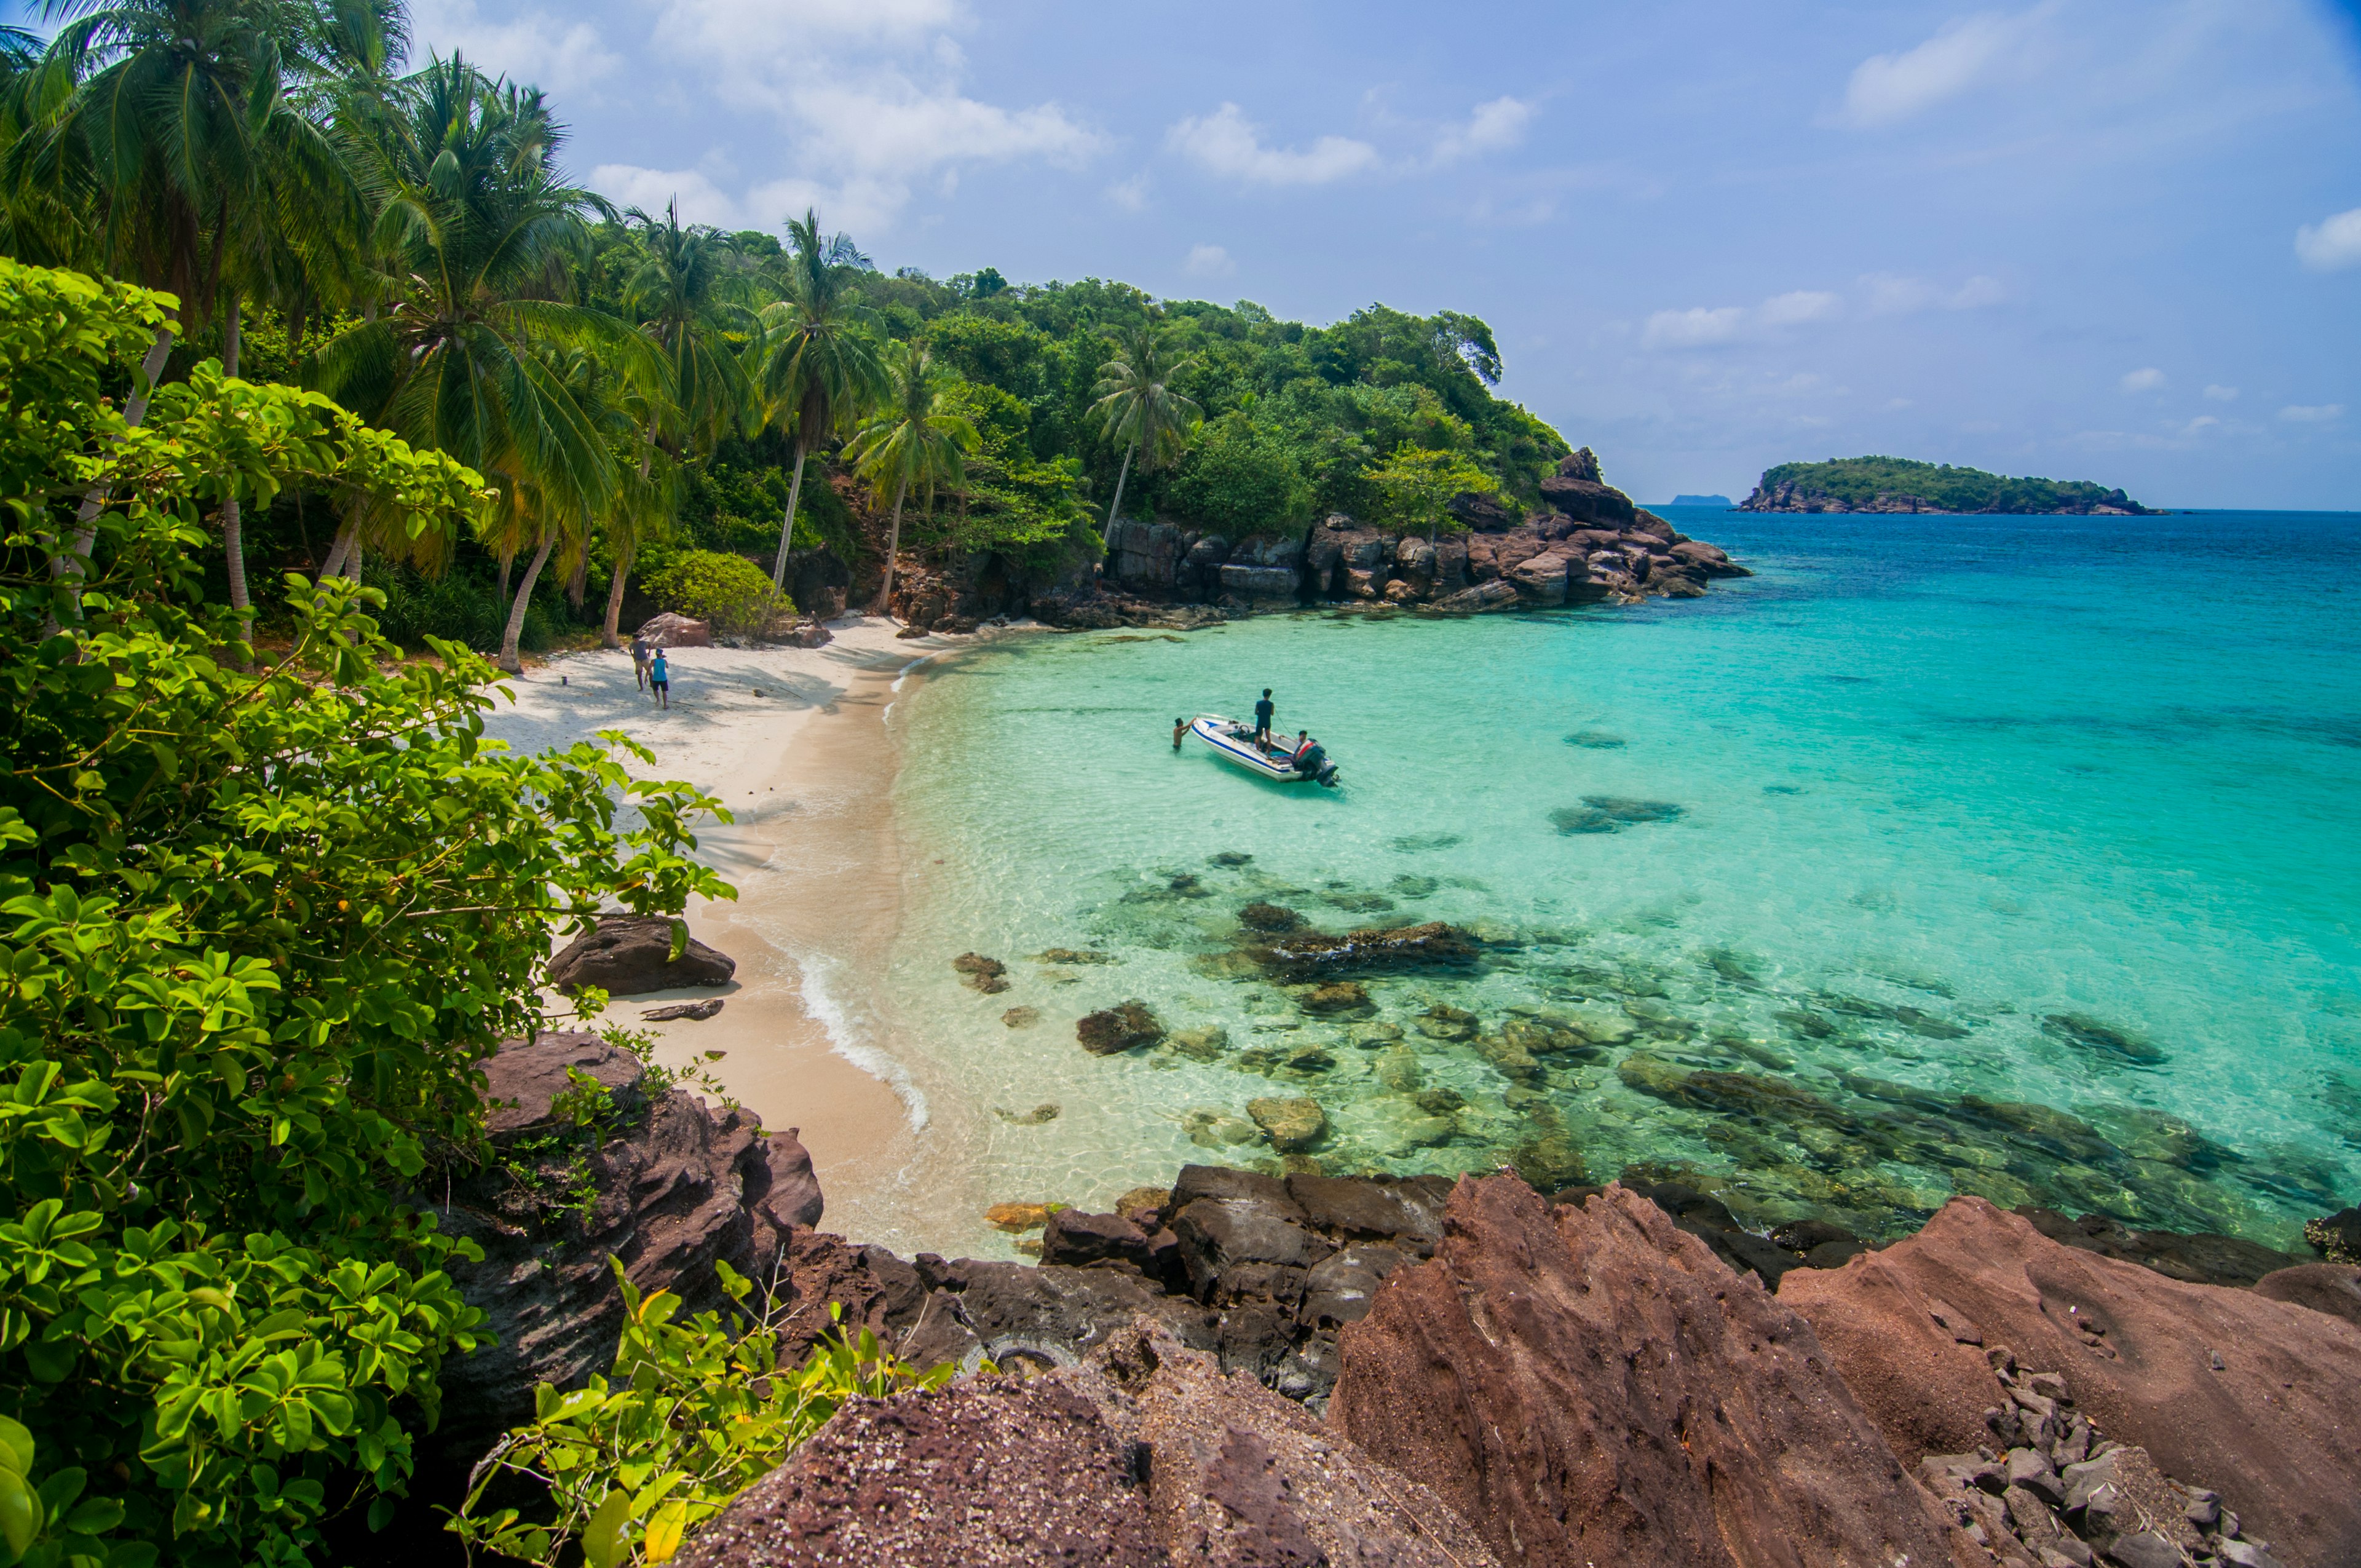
[866,509,2360,1259]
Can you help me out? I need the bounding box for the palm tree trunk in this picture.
[49,320,178,619]
[320,519,357,580]
[219,291,251,645]
[564,548,589,612]
[1104,442,1136,532]
[602,546,633,648]
[497,547,514,612]
[500,532,555,674]
[772,443,809,590]
[872,477,910,616]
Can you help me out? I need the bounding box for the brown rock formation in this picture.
[1781,1196,2361,1567]
[547,914,736,996]
[1330,1176,1954,1568]
[2253,1261,2361,1329]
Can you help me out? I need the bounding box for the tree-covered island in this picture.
[1740,456,2156,515]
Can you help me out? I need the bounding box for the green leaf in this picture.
[580,1489,631,1568]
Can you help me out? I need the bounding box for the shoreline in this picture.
[486,616,1027,1241]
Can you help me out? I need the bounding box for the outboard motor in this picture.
[1315,760,1340,788]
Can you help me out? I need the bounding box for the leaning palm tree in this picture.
[843,343,976,617]
[314,55,641,606]
[756,207,885,591]
[1089,320,1200,534]
[488,342,639,672]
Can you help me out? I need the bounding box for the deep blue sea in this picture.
[848,509,2360,1259]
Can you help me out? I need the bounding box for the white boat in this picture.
[1190,714,1340,786]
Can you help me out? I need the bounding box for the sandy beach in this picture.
[480,615,1011,1238]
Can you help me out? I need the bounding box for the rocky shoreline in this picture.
[409,1028,2361,1567]
[880,448,1749,636]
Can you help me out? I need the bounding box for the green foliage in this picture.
[1166,418,1311,535]
[0,259,732,1566]
[642,550,791,635]
[1365,443,1497,535]
[1754,456,2149,514]
[931,382,1093,558]
[360,561,560,654]
[449,1261,954,1568]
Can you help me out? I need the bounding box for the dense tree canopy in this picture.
[1749,456,2151,514]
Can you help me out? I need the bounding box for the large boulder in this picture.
[1781,1196,2361,1567]
[775,547,850,620]
[1330,1176,1955,1568]
[2253,1261,2361,1329]
[1218,563,1300,606]
[635,611,712,647]
[426,1033,820,1457]
[548,914,735,996]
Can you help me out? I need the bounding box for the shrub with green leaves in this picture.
[0,259,732,1566]
[451,1261,952,1568]
[641,550,791,636]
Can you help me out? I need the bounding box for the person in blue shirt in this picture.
[1252,688,1275,745]
[649,650,670,710]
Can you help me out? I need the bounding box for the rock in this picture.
[1415,1002,1479,1041]
[1669,539,1749,576]
[1037,946,1122,965]
[1430,579,1519,614]
[994,1103,1061,1125]
[1079,1000,1166,1055]
[1299,980,1372,1015]
[2005,1207,2303,1287]
[1286,1174,1445,1249]
[1249,921,1483,980]
[1219,563,1301,605]
[1246,1096,1327,1152]
[1115,1187,1169,1222]
[670,1374,1165,1568]
[2304,1206,2361,1264]
[1506,550,1574,604]
[2252,1262,2361,1328]
[953,951,1010,993]
[1331,1178,1953,1568]
[1781,1195,2361,1567]
[1041,1209,1161,1271]
[639,997,724,1022]
[1171,1194,1334,1302]
[987,1202,1058,1233]
[424,1034,819,1457]
[1303,1245,1410,1328]
[2008,1446,2065,1505]
[1002,1005,1042,1028]
[1168,1025,1230,1061]
[1239,901,1303,932]
[635,611,712,647]
[547,914,735,996]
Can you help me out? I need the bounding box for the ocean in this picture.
[834,508,2360,1261]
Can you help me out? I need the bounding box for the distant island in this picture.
[1667,493,1733,507]
[1739,457,2154,515]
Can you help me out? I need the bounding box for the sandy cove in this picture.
[479,614,1016,1243]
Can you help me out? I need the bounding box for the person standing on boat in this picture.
[1173,718,1187,750]
[1253,689,1275,745]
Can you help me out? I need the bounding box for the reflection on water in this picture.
[854,509,2360,1261]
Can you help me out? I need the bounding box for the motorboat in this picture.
[1190,714,1340,786]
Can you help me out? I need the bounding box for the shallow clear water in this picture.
[865,509,2361,1259]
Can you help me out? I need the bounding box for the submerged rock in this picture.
[986,1202,1059,1233]
[1078,1000,1166,1054]
[1297,980,1373,1015]
[1247,1096,1329,1153]
[1549,795,1685,834]
[953,951,1010,993]
[2041,1010,2167,1065]
[1248,920,1484,979]
[1001,1005,1042,1028]
[1237,901,1303,932]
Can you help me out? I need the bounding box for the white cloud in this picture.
[1432,97,1533,164]
[2179,414,2221,437]
[1642,306,1747,350]
[1759,290,1842,327]
[1838,5,2054,129]
[1106,173,1150,212]
[653,0,961,48]
[1184,244,1236,279]
[409,0,618,92]
[590,165,743,226]
[791,79,1099,178]
[2204,384,2240,402]
[1859,272,2007,315]
[2295,207,2361,272]
[2120,367,2166,393]
[2280,403,2345,422]
[1167,103,1380,186]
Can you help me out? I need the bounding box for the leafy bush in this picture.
[1364,443,1497,534]
[0,259,732,1565]
[363,561,558,653]
[641,550,791,635]
[1166,419,1311,534]
[449,1262,952,1568]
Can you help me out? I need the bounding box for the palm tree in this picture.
[755,207,884,593]
[313,55,643,621]
[1089,320,1200,536]
[488,342,639,671]
[607,199,759,643]
[29,0,352,617]
[842,343,976,616]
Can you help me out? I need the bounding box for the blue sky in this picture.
[25,1,2361,505]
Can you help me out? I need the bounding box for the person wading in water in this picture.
[1173,718,1187,750]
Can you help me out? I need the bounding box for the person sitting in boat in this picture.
[1284,729,1308,761]
[1295,738,1327,775]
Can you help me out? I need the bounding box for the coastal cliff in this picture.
[877,446,1749,635]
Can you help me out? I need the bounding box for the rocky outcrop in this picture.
[426,1033,821,1455]
[1781,1196,2361,1567]
[547,914,736,996]
[635,611,713,647]
[678,1319,1500,1567]
[774,546,850,621]
[1329,1176,1956,1568]
[2253,1261,2361,1328]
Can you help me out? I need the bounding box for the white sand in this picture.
[479,615,1016,1228]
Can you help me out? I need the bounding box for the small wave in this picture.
[795,949,930,1131]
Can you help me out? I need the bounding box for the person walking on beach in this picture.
[630,632,652,691]
[649,650,671,710]
[1173,717,1187,750]
[1252,688,1275,745]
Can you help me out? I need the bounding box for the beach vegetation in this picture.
[1367,443,1498,537]
[0,256,730,1566]
[642,549,791,638]
[449,1265,951,1568]
[1089,319,1203,531]
[844,343,978,611]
